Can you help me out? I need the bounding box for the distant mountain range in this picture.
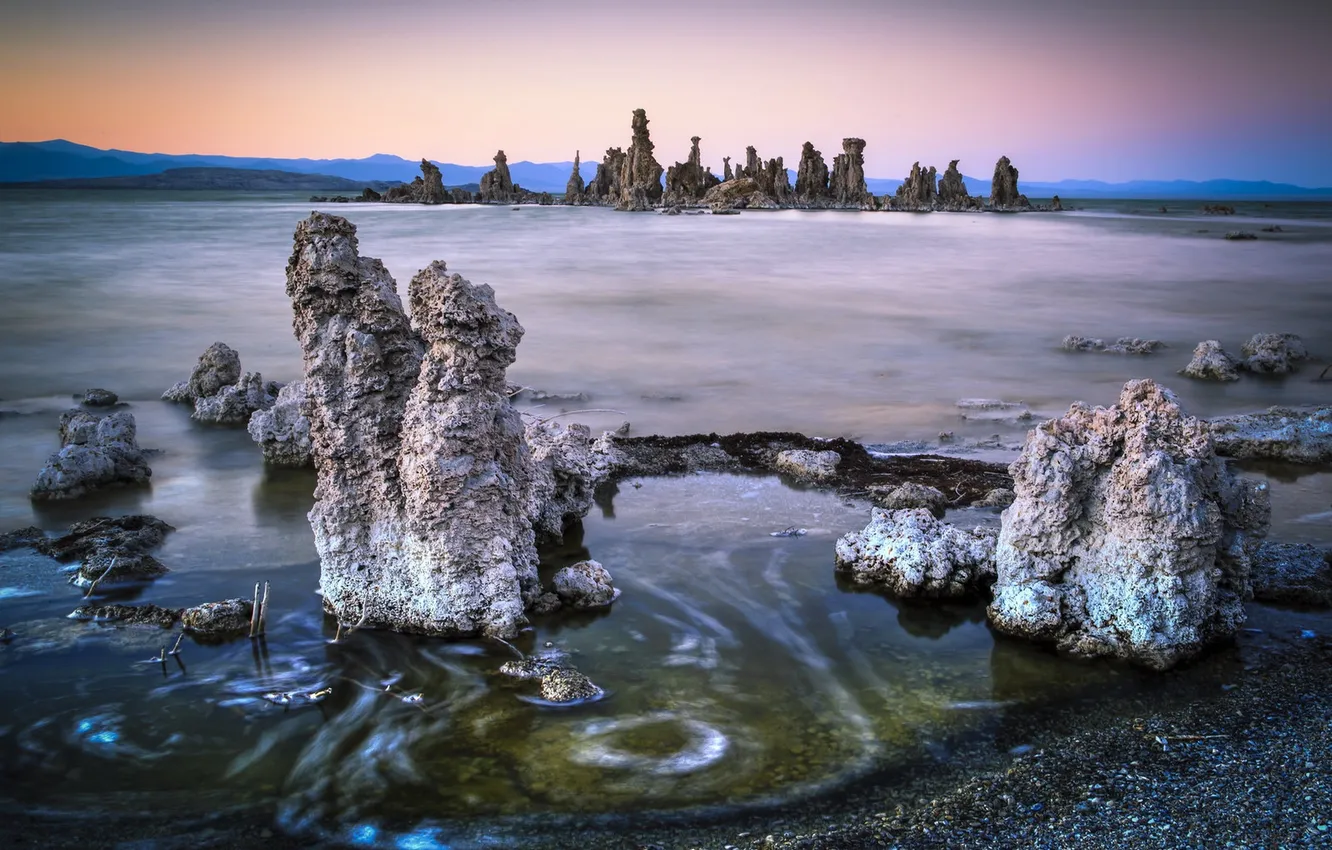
[3,139,1331,199]
[12,167,395,191]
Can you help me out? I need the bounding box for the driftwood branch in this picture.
[83,556,118,598]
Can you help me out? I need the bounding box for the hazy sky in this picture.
[3,0,1331,183]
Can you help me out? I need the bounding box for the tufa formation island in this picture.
[319,108,1056,213]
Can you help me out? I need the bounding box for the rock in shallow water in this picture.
[1250,542,1332,606]
[1240,333,1308,375]
[1208,406,1332,463]
[180,598,254,637]
[286,213,600,639]
[246,380,312,466]
[836,508,997,598]
[870,482,948,517]
[82,388,118,407]
[552,560,618,609]
[774,449,841,482]
[1181,340,1241,382]
[68,603,179,628]
[31,410,151,500]
[988,379,1269,670]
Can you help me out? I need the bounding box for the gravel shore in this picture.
[3,607,1329,849]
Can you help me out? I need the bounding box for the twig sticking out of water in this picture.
[83,557,118,598]
[168,632,185,656]
[258,581,270,636]
[248,582,261,637]
[1319,364,1331,382]
[533,408,628,426]
[330,604,370,644]
[489,636,525,660]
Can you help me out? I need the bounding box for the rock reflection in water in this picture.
[0,472,1142,846]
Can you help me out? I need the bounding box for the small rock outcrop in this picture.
[31,410,152,500]
[1181,340,1241,381]
[793,142,830,206]
[82,388,118,407]
[552,559,618,609]
[988,379,1270,669]
[27,515,174,588]
[1209,406,1332,463]
[617,108,664,211]
[870,482,948,517]
[830,138,875,209]
[1240,333,1309,374]
[479,150,524,204]
[892,162,938,210]
[936,160,978,209]
[68,603,179,627]
[989,156,1030,210]
[418,160,446,204]
[702,177,777,211]
[835,508,998,598]
[524,420,604,542]
[662,136,721,207]
[246,380,313,467]
[1250,542,1332,606]
[584,147,626,206]
[499,651,604,703]
[774,449,841,482]
[287,213,600,639]
[382,159,451,205]
[163,342,279,424]
[1063,336,1166,355]
[564,151,586,203]
[180,598,254,637]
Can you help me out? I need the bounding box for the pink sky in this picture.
[4,0,1330,183]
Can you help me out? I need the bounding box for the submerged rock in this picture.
[552,559,618,609]
[31,410,152,500]
[774,448,841,482]
[540,668,602,702]
[71,550,169,588]
[1061,335,1105,352]
[82,388,119,407]
[0,526,46,552]
[67,603,179,628]
[870,482,948,517]
[1103,337,1166,355]
[1181,340,1241,382]
[287,213,599,639]
[835,508,997,598]
[1250,542,1332,606]
[180,598,254,636]
[246,380,312,466]
[1208,406,1332,463]
[989,156,1030,210]
[988,379,1270,670]
[1240,333,1309,374]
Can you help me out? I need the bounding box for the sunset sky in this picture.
[4,0,1330,184]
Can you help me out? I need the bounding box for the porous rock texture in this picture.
[82,388,118,407]
[774,449,841,482]
[552,559,618,609]
[835,508,998,598]
[830,138,876,209]
[1240,333,1309,374]
[286,213,601,639]
[163,341,241,402]
[31,410,152,500]
[1250,542,1332,606]
[988,379,1270,670]
[247,380,313,466]
[870,482,948,517]
[1181,340,1241,382]
[617,108,664,211]
[1064,336,1165,355]
[989,156,1031,209]
[180,598,254,637]
[1208,406,1332,463]
[524,420,598,542]
[194,371,279,425]
[662,136,721,207]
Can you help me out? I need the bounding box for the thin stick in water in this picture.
[83,556,118,598]
[248,582,261,638]
[257,581,271,637]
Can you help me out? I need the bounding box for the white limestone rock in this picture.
[835,508,997,598]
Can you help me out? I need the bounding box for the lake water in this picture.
[0,192,1330,846]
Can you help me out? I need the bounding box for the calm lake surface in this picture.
[0,192,1330,846]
